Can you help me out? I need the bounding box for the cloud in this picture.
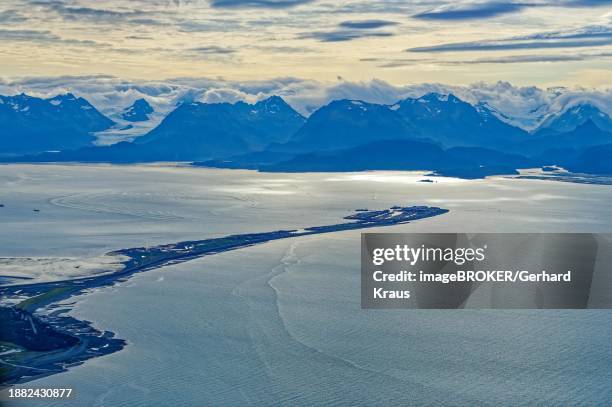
[179,46,239,62]
[339,20,399,29]
[188,46,236,55]
[29,1,164,25]
[412,1,612,21]
[54,6,146,21]
[300,30,393,42]
[373,58,434,68]
[453,52,612,64]
[0,29,59,42]
[200,87,258,104]
[371,52,612,68]
[413,2,532,20]
[300,17,399,42]
[130,18,165,26]
[0,29,99,45]
[177,17,245,32]
[125,35,155,40]
[209,0,314,8]
[408,25,612,52]
[249,44,314,53]
[0,10,27,23]
[563,0,612,6]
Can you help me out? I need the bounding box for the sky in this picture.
[0,0,611,87]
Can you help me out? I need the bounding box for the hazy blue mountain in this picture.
[536,103,612,135]
[195,150,295,170]
[567,144,612,175]
[8,96,305,162]
[9,139,235,164]
[433,146,533,178]
[257,139,532,178]
[445,146,534,169]
[263,139,446,172]
[522,119,612,156]
[280,99,418,152]
[3,141,154,164]
[133,96,305,159]
[0,93,114,155]
[122,98,153,122]
[393,93,527,149]
[537,147,579,169]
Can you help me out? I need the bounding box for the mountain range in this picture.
[2,91,611,176]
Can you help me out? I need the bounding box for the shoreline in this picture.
[0,205,448,385]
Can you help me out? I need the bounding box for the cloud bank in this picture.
[414,2,531,20]
[413,0,612,21]
[209,0,314,8]
[409,25,612,52]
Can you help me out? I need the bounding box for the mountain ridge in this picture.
[0,92,114,155]
[536,103,612,136]
[393,92,528,149]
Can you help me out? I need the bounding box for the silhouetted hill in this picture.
[566,144,612,175]
[256,139,532,178]
[522,119,612,156]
